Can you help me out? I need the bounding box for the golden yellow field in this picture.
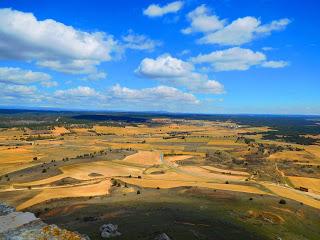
[288,176,320,194]
[177,166,247,181]
[164,155,193,163]
[268,150,317,162]
[15,161,142,187]
[0,119,319,212]
[207,139,246,146]
[118,150,161,166]
[16,179,110,210]
[263,183,320,209]
[201,166,249,176]
[52,126,70,135]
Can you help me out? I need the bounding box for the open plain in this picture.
[0,112,320,239]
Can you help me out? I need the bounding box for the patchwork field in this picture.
[0,115,320,239]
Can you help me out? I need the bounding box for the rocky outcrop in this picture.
[100,223,121,238]
[154,233,171,240]
[0,203,89,240]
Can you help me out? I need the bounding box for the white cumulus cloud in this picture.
[0,84,37,96]
[110,84,199,104]
[191,47,288,71]
[143,1,184,17]
[50,84,200,108]
[181,5,225,34]
[135,54,224,94]
[0,67,56,86]
[261,60,289,68]
[0,83,44,104]
[182,6,290,46]
[198,17,291,46]
[0,8,119,75]
[54,86,102,99]
[37,60,99,75]
[122,30,162,51]
[136,54,194,78]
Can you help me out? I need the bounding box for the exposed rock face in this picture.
[154,233,171,240]
[0,211,39,233]
[0,203,90,240]
[0,204,15,216]
[100,223,121,238]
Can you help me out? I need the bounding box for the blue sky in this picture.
[0,0,319,114]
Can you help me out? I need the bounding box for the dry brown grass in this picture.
[16,161,143,187]
[262,183,320,209]
[52,127,70,135]
[1,122,319,212]
[164,155,193,163]
[117,150,161,166]
[178,166,247,181]
[69,128,90,133]
[304,145,320,160]
[201,166,249,176]
[93,123,254,138]
[0,145,36,175]
[288,176,320,194]
[268,150,316,162]
[0,146,34,163]
[207,139,241,145]
[16,179,111,210]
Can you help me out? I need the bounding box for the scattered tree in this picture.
[112,179,117,186]
[279,199,286,204]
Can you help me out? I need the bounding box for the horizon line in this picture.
[0,107,319,117]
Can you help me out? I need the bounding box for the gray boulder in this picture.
[154,233,171,240]
[0,204,15,216]
[100,223,121,238]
